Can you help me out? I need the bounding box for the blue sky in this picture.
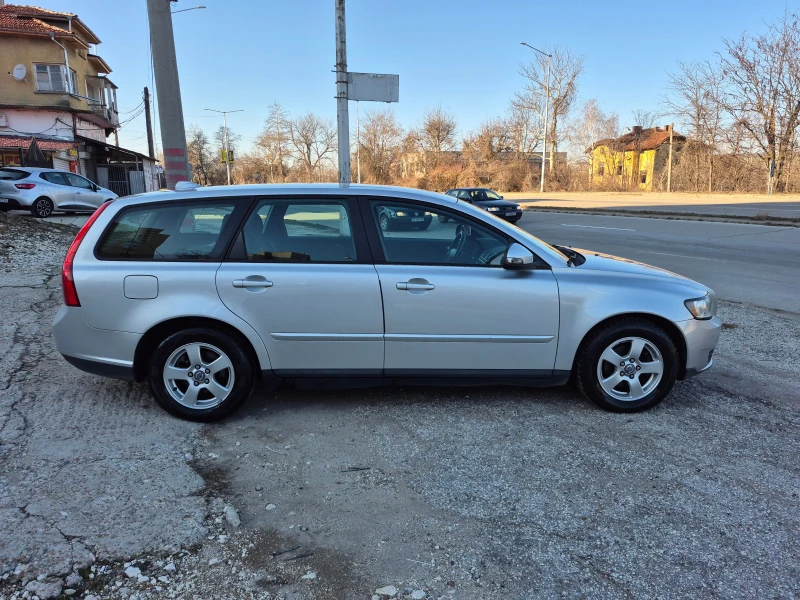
[30,0,793,156]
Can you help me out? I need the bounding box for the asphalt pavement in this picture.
[517,210,800,314]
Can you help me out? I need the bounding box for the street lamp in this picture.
[520,42,551,193]
[204,108,244,185]
[172,5,206,14]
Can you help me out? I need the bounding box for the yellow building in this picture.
[590,125,685,191]
[0,4,157,192]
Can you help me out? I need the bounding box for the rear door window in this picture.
[96,200,244,260]
[0,168,30,181]
[40,172,69,186]
[242,200,357,262]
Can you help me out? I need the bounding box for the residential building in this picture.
[590,125,685,191]
[0,3,158,194]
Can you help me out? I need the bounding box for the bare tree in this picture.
[568,99,619,183]
[359,108,404,184]
[720,12,800,192]
[463,118,512,163]
[630,109,660,129]
[515,46,585,172]
[186,125,217,185]
[289,112,337,181]
[664,61,726,191]
[255,102,291,182]
[505,101,542,158]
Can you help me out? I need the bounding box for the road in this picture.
[502,191,800,219]
[517,210,800,313]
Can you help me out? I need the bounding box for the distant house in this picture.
[590,125,685,191]
[0,4,158,194]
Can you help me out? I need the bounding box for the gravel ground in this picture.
[0,211,798,600]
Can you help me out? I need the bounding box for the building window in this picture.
[617,165,623,176]
[597,163,605,176]
[640,171,647,184]
[35,64,77,94]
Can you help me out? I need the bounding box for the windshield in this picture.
[470,189,502,201]
[0,168,29,181]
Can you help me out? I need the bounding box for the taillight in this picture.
[15,183,36,189]
[62,202,112,307]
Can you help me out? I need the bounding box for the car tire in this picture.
[415,221,431,231]
[574,318,678,413]
[508,217,520,224]
[31,197,54,218]
[438,215,449,223]
[379,213,392,232]
[148,327,254,422]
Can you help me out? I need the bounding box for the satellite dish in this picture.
[12,64,26,81]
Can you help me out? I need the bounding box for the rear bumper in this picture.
[677,316,722,379]
[0,198,25,210]
[52,305,141,381]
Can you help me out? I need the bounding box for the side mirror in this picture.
[499,195,504,199]
[92,184,100,191]
[502,243,535,270]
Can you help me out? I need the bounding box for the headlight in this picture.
[424,212,433,216]
[684,293,715,320]
[487,207,500,212]
[516,205,522,211]
[395,211,407,217]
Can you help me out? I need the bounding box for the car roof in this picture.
[0,167,70,174]
[114,183,460,207]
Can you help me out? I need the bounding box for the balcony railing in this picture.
[87,99,119,127]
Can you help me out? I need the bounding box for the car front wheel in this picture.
[148,328,254,422]
[575,318,678,412]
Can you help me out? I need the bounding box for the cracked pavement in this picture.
[0,211,798,600]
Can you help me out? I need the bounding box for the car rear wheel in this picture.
[414,221,431,231]
[31,197,54,218]
[575,318,678,412]
[148,328,254,422]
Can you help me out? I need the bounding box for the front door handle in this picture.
[397,281,435,291]
[75,191,82,195]
[233,278,273,289]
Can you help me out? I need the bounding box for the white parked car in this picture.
[0,166,117,218]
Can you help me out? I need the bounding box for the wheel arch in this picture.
[133,316,264,382]
[571,313,688,380]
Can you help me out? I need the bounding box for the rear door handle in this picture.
[233,278,273,288]
[397,282,435,291]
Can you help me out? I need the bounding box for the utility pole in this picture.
[147,0,190,189]
[335,0,350,186]
[667,122,674,193]
[356,100,361,184]
[144,86,155,159]
[520,42,551,192]
[205,109,243,185]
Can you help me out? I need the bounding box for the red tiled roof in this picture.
[0,12,71,35]
[595,127,686,152]
[0,5,98,44]
[0,136,76,151]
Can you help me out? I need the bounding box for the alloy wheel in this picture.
[163,342,235,409]
[596,336,664,401]
[35,198,53,218]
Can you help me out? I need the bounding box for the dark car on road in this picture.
[445,188,523,223]
[377,205,433,231]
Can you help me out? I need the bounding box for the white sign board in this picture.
[347,72,399,103]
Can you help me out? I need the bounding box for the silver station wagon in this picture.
[52,184,721,421]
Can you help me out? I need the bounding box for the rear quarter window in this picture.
[0,168,30,181]
[95,201,242,261]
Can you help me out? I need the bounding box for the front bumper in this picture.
[677,316,722,379]
[52,305,142,381]
[488,209,522,221]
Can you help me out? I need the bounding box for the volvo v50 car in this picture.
[52,184,721,422]
[0,167,117,218]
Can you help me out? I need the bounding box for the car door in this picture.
[64,173,103,210]
[363,197,560,377]
[215,197,384,376]
[39,172,75,207]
